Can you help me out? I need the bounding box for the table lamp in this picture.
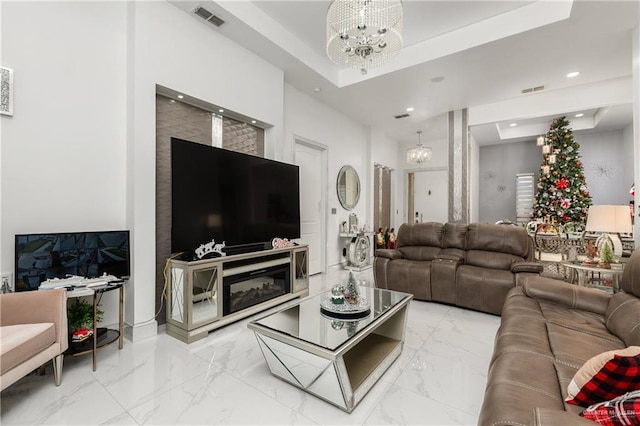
[585,205,632,257]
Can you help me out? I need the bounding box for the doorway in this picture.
[408,169,448,223]
[294,137,327,275]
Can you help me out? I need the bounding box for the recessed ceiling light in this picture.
[575,113,584,118]
[406,107,414,112]
[313,87,322,93]
[566,71,580,78]
[510,123,517,127]
[177,94,184,99]
[219,109,224,113]
[251,120,256,124]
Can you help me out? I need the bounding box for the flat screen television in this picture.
[14,230,130,291]
[171,138,301,255]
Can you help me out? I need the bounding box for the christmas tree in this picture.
[533,116,592,225]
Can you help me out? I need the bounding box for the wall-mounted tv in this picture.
[15,230,130,291]
[171,138,301,255]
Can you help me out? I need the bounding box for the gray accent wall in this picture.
[478,129,632,224]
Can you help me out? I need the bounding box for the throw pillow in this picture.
[581,390,640,425]
[566,346,640,406]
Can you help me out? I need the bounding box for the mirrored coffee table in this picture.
[248,287,412,413]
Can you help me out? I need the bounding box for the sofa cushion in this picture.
[465,249,525,270]
[441,222,467,249]
[456,265,514,314]
[466,222,532,259]
[0,323,56,375]
[566,346,640,407]
[397,222,443,248]
[605,293,640,347]
[386,259,432,300]
[398,246,441,261]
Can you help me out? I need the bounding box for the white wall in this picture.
[1,1,128,324]
[579,130,630,205]
[283,84,369,267]
[1,1,286,339]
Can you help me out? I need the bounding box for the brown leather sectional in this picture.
[479,247,640,425]
[374,222,542,315]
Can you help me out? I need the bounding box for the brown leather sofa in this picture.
[374,222,542,315]
[479,247,640,426]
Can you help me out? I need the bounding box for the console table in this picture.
[561,261,624,293]
[65,282,124,371]
[166,245,309,343]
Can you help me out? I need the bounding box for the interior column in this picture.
[448,109,469,223]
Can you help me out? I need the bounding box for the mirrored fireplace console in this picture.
[166,245,309,343]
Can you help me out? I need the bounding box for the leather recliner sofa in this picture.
[479,247,640,425]
[374,222,542,315]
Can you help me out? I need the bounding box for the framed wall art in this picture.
[1,66,14,116]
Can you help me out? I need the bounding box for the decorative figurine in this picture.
[599,241,613,269]
[343,270,360,304]
[331,284,345,305]
[375,228,385,250]
[585,240,598,262]
[387,228,397,249]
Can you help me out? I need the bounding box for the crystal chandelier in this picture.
[407,131,432,165]
[326,0,403,75]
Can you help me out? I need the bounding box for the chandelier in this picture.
[326,0,403,75]
[407,131,432,165]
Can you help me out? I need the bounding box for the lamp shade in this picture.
[585,205,633,234]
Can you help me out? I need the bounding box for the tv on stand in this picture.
[170,138,301,258]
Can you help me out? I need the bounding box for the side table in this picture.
[65,282,124,371]
[561,261,624,293]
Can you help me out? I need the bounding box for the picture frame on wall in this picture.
[1,66,14,116]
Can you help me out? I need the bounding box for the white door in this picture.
[294,139,326,275]
[413,170,448,223]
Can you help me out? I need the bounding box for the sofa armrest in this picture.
[530,408,593,426]
[522,276,610,315]
[374,249,404,260]
[512,261,544,274]
[0,289,68,350]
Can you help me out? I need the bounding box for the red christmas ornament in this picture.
[576,160,581,166]
[556,179,569,190]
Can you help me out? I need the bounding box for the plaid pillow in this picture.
[566,347,640,407]
[581,390,640,425]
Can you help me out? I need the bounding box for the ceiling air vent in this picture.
[394,113,410,119]
[521,85,545,94]
[193,6,225,27]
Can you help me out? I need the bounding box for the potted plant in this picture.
[68,298,103,342]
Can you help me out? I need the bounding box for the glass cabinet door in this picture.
[293,247,309,292]
[189,266,220,327]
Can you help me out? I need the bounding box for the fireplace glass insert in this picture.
[223,264,290,315]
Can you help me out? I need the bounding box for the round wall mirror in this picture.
[337,165,360,210]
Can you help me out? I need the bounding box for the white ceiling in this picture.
[168,0,639,146]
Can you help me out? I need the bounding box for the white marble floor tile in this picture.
[0,362,126,425]
[93,335,218,411]
[364,383,478,425]
[126,369,315,425]
[393,349,488,417]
